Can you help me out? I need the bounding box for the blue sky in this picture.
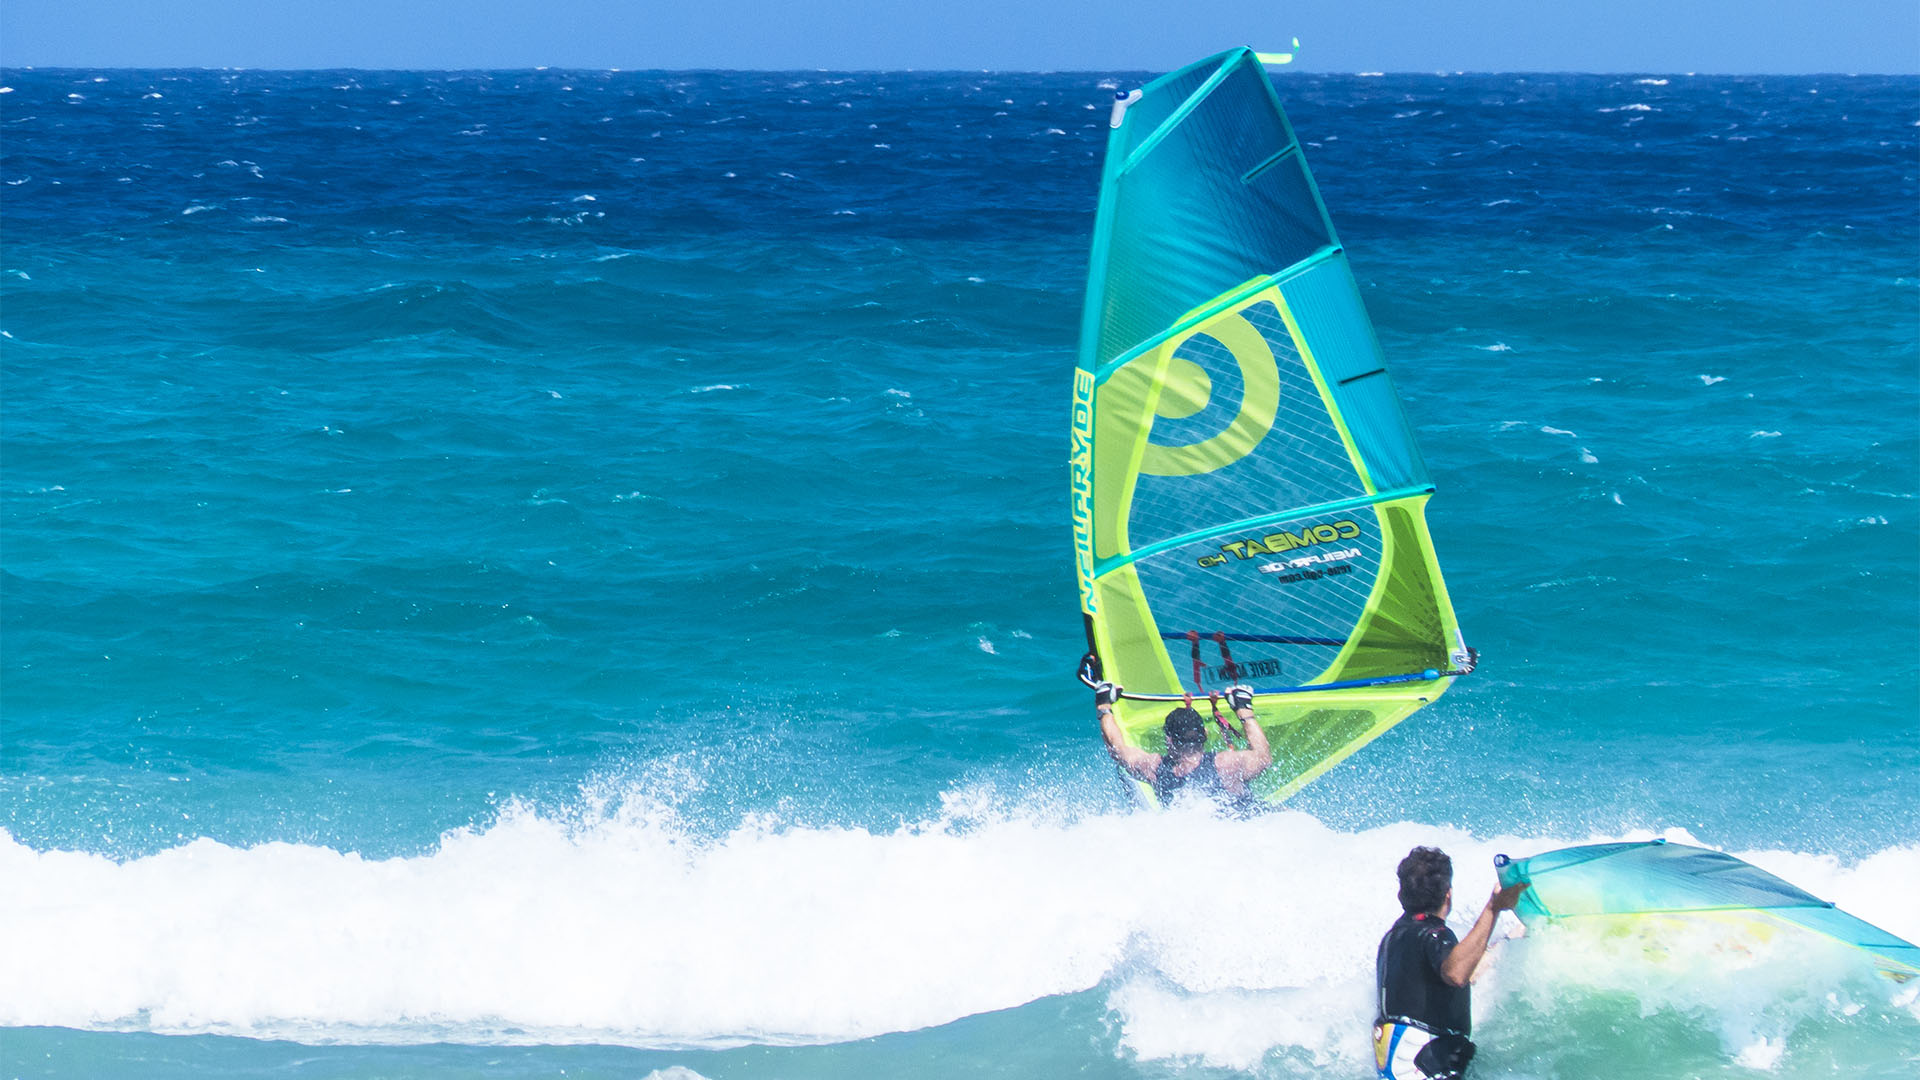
[3,0,1915,72]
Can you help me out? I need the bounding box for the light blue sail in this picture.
[1496,840,1919,982]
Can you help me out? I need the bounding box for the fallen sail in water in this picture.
[1070,47,1473,805]
[1495,839,1920,982]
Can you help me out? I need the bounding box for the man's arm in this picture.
[1439,883,1529,987]
[1216,688,1272,782]
[1095,683,1160,780]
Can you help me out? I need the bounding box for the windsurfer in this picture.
[1093,681,1271,805]
[1373,846,1528,1080]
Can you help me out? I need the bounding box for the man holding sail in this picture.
[1093,681,1272,804]
[1373,846,1528,1079]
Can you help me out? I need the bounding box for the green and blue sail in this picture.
[1072,47,1472,803]
[1497,840,1920,982]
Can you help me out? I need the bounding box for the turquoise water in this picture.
[2,68,1917,1077]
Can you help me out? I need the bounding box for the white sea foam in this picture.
[1540,426,1576,437]
[1699,374,1726,385]
[2,804,1913,1056]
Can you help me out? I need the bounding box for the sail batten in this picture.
[1117,60,1247,176]
[1094,482,1436,576]
[1091,244,1346,381]
[1072,48,1470,804]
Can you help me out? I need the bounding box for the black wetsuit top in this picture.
[1375,910,1471,1037]
[1152,752,1224,803]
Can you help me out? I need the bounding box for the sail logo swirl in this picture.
[1137,293,1284,478]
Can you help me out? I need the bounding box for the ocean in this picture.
[1,66,1916,1078]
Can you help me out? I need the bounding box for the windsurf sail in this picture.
[1071,47,1472,804]
[1495,840,1920,982]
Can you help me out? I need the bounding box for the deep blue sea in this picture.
[2,67,1917,1078]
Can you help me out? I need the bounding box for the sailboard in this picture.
[1071,47,1473,805]
[1495,840,1920,982]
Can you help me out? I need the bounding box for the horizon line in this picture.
[4,65,1916,77]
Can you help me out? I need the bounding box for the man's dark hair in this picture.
[1163,707,1207,754]
[1397,846,1453,913]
